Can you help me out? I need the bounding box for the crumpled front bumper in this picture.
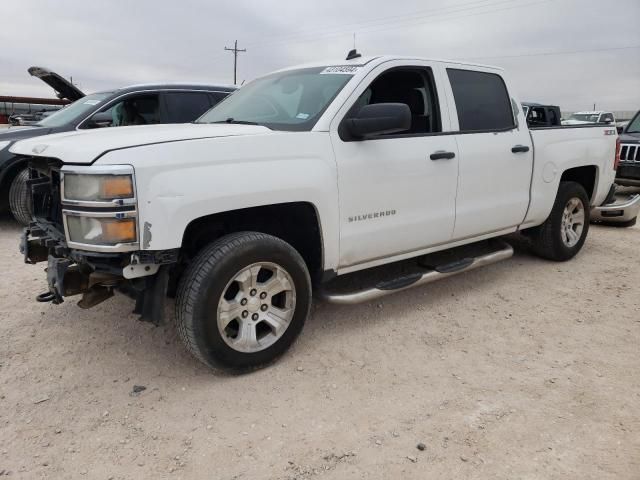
[20,221,176,324]
[20,223,112,304]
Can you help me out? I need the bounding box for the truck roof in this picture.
[113,83,237,93]
[274,55,504,74]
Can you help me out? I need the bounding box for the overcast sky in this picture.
[1,0,638,111]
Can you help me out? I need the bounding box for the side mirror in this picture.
[617,126,624,135]
[344,103,411,139]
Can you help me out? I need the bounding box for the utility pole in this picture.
[224,40,246,85]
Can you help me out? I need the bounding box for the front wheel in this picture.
[175,232,311,371]
[529,181,590,261]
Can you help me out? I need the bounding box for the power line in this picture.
[209,1,633,83]
[206,0,552,66]
[349,0,553,38]
[224,40,246,85]
[461,44,640,61]
[242,0,527,49]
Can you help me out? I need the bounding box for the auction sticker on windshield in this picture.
[320,66,360,74]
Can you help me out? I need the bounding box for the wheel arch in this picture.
[559,165,598,202]
[180,201,325,283]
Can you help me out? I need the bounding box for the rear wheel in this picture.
[9,168,32,225]
[529,181,590,261]
[176,232,311,371]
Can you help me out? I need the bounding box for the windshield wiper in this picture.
[212,118,259,126]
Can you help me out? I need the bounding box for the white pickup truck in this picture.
[562,111,616,126]
[12,54,620,371]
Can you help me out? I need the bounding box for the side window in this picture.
[209,91,230,107]
[164,92,213,123]
[348,68,442,135]
[548,108,559,126]
[84,94,160,128]
[447,69,514,132]
[528,107,546,126]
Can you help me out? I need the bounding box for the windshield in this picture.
[197,67,355,131]
[36,92,112,128]
[568,113,600,123]
[626,112,640,133]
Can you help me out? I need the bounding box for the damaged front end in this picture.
[20,157,177,325]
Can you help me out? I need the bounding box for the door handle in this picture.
[430,151,456,161]
[512,145,530,153]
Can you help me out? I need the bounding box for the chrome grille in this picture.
[620,144,640,163]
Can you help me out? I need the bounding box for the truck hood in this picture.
[28,66,85,101]
[0,126,54,143]
[9,123,273,164]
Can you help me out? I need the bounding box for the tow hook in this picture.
[36,291,57,303]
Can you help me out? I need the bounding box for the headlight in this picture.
[61,165,139,252]
[65,213,137,246]
[63,173,134,203]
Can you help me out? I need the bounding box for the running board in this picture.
[319,241,514,305]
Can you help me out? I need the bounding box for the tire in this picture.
[8,168,33,225]
[529,181,590,261]
[175,232,312,371]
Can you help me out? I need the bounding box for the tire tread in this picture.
[530,181,590,261]
[9,168,32,225]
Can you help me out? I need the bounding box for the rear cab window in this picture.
[600,113,614,123]
[446,68,515,132]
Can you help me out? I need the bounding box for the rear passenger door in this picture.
[161,91,214,123]
[443,66,533,239]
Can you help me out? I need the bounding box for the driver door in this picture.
[329,61,459,271]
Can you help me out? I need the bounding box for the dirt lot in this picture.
[0,214,638,480]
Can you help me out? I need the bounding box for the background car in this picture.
[8,109,58,126]
[616,109,640,188]
[562,110,616,125]
[0,66,236,224]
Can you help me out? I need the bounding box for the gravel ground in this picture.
[0,213,638,479]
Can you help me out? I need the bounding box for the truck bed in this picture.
[522,124,617,228]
